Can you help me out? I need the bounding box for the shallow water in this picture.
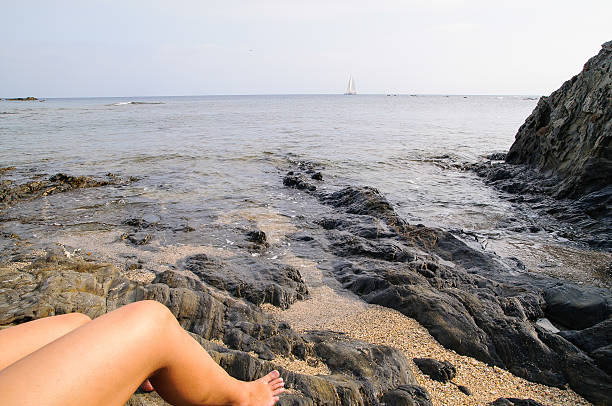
[1,95,609,287]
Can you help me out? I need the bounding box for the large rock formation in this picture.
[506,40,611,198]
[0,249,422,405]
[283,172,612,405]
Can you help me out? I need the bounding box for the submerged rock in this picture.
[0,172,122,210]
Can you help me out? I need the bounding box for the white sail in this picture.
[345,76,356,95]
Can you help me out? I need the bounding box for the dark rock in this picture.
[321,186,408,233]
[246,230,267,245]
[413,358,456,383]
[0,172,120,210]
[506,40,612,198]
[488,399,546,406]
[591,345,612,376]
[486,152,507,161]
[6,97,38,101]
[0,249,422,406]
[559,318,612,352]
[457,385,471,395]
[310,184,612,404]
[311,172,323,181]
[543,285,611,329]
[122,232,153,246]
[283,172,317,191]
[380,384,433,406]
[184,253,308,309]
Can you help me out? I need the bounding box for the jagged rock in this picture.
[0,249,425,406]
[184,253,308,310]
[380,384,433,406]
[506,40,612,198]
[0,172,120,210]
[310,185,612,405]
[413,358,456,383]
[283,172,316,191]
[467,41,612,248]
[311,172,323,181]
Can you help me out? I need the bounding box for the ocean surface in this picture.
[1,95,609,287]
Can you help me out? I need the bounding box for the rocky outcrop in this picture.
[183,253,308,310]
[283,178,612,405]
[0,248,421,405]
[0,172,126,210]
[506,40,611,198]
[467,41,612,249]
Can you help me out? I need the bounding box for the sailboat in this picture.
[344,76,356,95]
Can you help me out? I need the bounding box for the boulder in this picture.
[413,358,456,383]
[380,384,433,406]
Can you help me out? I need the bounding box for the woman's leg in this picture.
[0,300,284,406]
[0,313,91,371]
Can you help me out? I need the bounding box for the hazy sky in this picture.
[2,0,611,97]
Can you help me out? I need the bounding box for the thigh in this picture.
[0,313,91,371]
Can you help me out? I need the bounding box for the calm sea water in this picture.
[0,94,536,223]
[5,94,608,286]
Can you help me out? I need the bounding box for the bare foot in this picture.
[139,379,154,392]
[240,370,284,406]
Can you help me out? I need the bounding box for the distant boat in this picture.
[345,76,356,95]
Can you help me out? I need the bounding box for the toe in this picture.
[273,387,284,396]
[263,370,280,382]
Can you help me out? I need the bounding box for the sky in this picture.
[1,0,611,97]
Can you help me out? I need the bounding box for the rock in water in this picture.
[506,40,612,198]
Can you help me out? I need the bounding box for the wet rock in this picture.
[246,230,267,245]
[184,254,308,309]
[488,399,546,406]
[380,384,433,406]
[413,358,456,383]
[311,185,612,405]
[283,172,317,191]
[0,172,120,210]
[122,232,153,246]
[311,172,323,181]
[486,152,507,161]
[467,41,612,249]
[246,230,269,251]
[506,40,612,198]
[6,96,38,101]
[321,186,408,233]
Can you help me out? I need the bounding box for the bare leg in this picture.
[0,313,91,371]
[0,301,283,406]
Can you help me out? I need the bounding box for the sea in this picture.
[1,95,610,287]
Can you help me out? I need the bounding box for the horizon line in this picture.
[2,92,543,100]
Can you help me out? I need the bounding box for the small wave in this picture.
[108,101,165,106]
[0,112,19,115]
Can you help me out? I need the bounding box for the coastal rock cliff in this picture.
[506,40,612,198]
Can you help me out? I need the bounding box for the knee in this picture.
[121,300,177,330]
[57,312,92,328]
